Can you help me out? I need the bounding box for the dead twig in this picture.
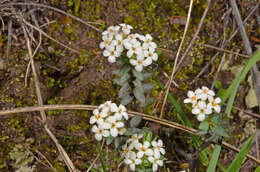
[173,0,212,76]
[35,150,57,172]
[190,4,259,85]
[23,19,81,54]
[201,43,249,58]
[22,25,78,172]
[0,2,101,33]
[6,19,12,63]
[160,0,194,119]
[229,0,260,110]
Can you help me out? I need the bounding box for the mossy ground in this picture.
[0,0,259,171]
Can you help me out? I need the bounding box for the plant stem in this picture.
[96,141,107,172]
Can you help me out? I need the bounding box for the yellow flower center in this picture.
[141,147,147,152]
[110,51,115,56]
[191,96,196,101]
[111,123,115,128]
[95,114,101,120]
[137,60,142,65]
[146,39,151,43]
[200,109,204,114]
[203,89,207,94]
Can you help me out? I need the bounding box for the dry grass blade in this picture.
[0,2,101,33]
[23,19,81,54]
[22,25,78,172]
[160,0,194,119]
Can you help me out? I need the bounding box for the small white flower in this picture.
[110,103,118,113]
[99,35,113,49]
[114,104,129,120]
[144,49,158,61]
[148,156,163,171]
[127,134,143,148]
[113,33,124,53]
[124,152,142,171]
[192,101,212,115]
[107,116,124,137]
[142,34,157,51]
[184,91,197,104]
[99,101,112,112]
[126,41,142,58]
[122,144,132,158]
[118,127,126,135]
[152,139,165,158]
[89,109,105,125]
[196,86,215,101]
[136,141,154,158]
[123,34,137,45]
[92,125,109,141]
[107,25,120,37]
[197,114,205,122]
[130,55,150,72]
[103,46,120,63]
[120,23,133,35]
[208,97,221,113]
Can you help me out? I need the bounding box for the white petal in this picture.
[152,141,157,147]
[103,122,111,129]
[207,90,215,96]
[137,151,144,158]
[153,164,158,172]
[200,94,208,101]
[160,148,165,155]
[197,114,205,121]
[129,164,135,171]
[89,116,96,124]
[135,65,143,72]
[198,101,206,109]
[215,97,221,104]
[130,59,137,66]
[110,128,118,137]
[152,53,158,61]
[102,130,110,137]
[92,125,98,132]
[192,108,199,114]
[122,112,129,120]
[115,122,124,128]
[95,133,102,141]
[143,58,152,66]
[127,50,133,57]
[184,98,191,103]
[108,56,116,63]
[148,156,154,163]
[103,50,110,57]
[214,105,221,113]
[195,88,202,94]
[145,149,154,156]
[107,116,116,123]
[110,103,118,112]
[187,91,195,98]
[205,107,212,114]
[144,141,150,148]
[114,113,122,120]
[135,159,142,165]
[157,159,163,166]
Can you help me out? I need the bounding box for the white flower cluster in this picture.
[122,134,165,171]
[100,24,158,72]
[184,86,221,122]
[90,101,129,141]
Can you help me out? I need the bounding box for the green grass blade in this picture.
[226,133,256,172]
[153,77,209,166]
[96,141,107,172]
[206,144,221,172]
[222,50,260,116]
[254,166,260,172]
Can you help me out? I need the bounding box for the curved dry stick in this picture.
[0,104,259,164]
[160,0,194,119]
[22,26,78,172]
[23,19,81,54]
[0,2,101,33]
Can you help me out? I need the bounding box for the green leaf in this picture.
[124,128,142,135]
[119,83,130,98]
[222,49,260,117]
[211,125,229,138]
[143,131,153,142]
[132,69,143,80]
[226,133,256,172]
[133,79,142,88]
[199,121,209,131]
[106,136,114,145]
[112,69,121,76]
[133,87,145,104]
[119,73,130,86]
[143,72,153,80]
[114,137,126,149]
[130,116,142,128]
[254,166,260,172]
[96,141,107,172]
[206,144,221,172]
[215,81,223,89]
[120,95,133,105]
[143,83,155,93]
